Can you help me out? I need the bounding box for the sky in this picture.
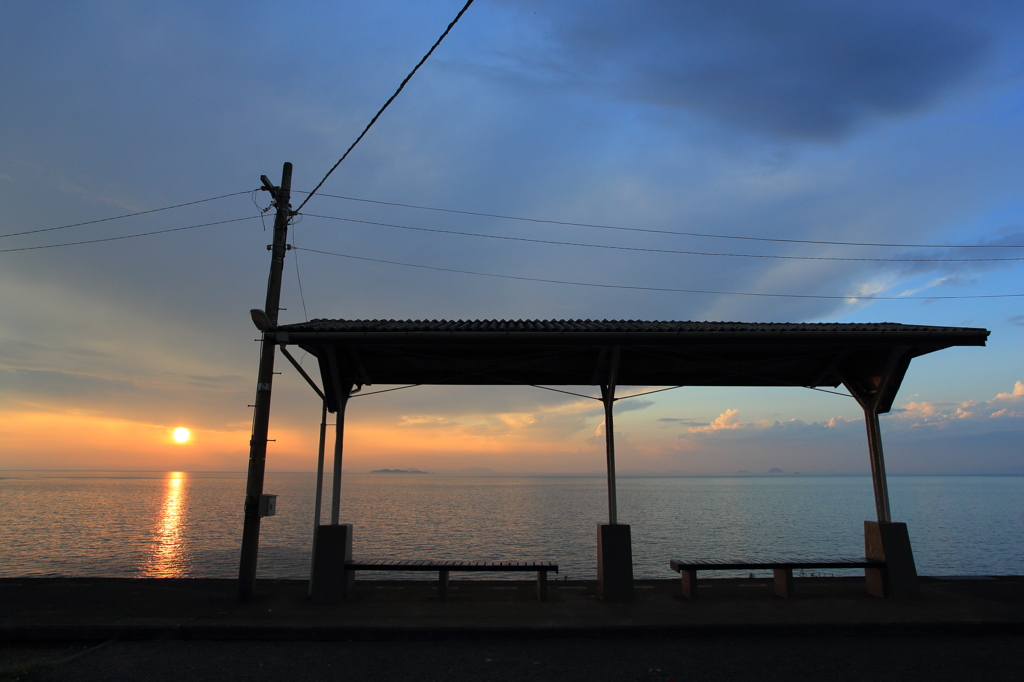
[1,0,1022,475]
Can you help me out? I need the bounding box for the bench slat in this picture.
[671,558,883,571]
[346,561,558,572]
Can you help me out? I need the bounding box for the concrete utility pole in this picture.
[238,162,293,601]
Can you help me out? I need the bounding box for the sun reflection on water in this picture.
[143,471,188,577]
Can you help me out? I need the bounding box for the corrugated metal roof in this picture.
[277,318,989,409]
[276,319,984,334]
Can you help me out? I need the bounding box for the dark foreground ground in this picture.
[2,576,1021,681]
[4,634,1023,682]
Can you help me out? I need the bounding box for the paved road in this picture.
[4,635,1022,682]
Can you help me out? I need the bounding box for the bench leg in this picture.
[438,569,449,601]
[536,570,548,601]
[680,570,698,599]
[773,568,794,598]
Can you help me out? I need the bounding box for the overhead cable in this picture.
[303,213,1023,263]
[349,384,423,399]
[303,191,1024,250]
[290,217,310,321]
[294,246,1024,300]
[0,190,256,239]
[295,0,476,214]
[0,216,261,253]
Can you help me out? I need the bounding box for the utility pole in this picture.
[238,161,293,600]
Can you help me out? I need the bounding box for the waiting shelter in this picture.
[244,318,989,602]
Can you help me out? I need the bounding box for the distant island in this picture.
[766,468,786,474]
[370,468,430,474]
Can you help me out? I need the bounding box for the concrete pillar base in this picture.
[597,524,634,602]
[310,524,354,603]
[864,521,920,599]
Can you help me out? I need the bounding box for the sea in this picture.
[1,472,1021,581]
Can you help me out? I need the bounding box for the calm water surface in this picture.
[0,472,1021,579]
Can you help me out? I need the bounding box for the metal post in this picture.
[596,349,631,601]
[331,388,350,525]
[238,162,292,601]
[600,347,621,525]
[325,350,354,526]
[863,407,892,523]
[308,400,328,594]
[839,351,915,597]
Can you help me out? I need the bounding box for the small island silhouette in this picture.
[370,468,430,474]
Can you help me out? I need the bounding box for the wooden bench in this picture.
[345,560,559,601]
[670,558,884,599]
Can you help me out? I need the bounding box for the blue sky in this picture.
[1,0,1022,474]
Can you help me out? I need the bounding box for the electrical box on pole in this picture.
[258,494,278,517]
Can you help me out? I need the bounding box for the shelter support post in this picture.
[597,347,633,602]
[310,523,353,603]
[308,401,328,596]
[864,519,919,599]
[326,352,354,525]
[597,523,633,602]
[859,403,918,598]
[842,348,919,599]
[864,408,891,524]
[310,351,355,602]
[601,369,619,526]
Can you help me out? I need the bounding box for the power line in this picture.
[295,0,476,214]
[0,190,256,239]
[0,216,261,253]
[294,246,1024,300]
[303,213,1024,263]
[302,191,1024,250]
[291,217,310,321]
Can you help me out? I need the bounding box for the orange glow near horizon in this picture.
[0,405,609,472]
[0,409,269,470]
[0,405,608,472]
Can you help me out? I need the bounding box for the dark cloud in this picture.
[0,368,141,401]
[503,0,991,139]
[658,417,710,426]
[2,1,1022,474]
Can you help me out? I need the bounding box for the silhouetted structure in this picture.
[244,318,988,602]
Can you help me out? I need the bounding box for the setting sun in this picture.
[172,427,191,444]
